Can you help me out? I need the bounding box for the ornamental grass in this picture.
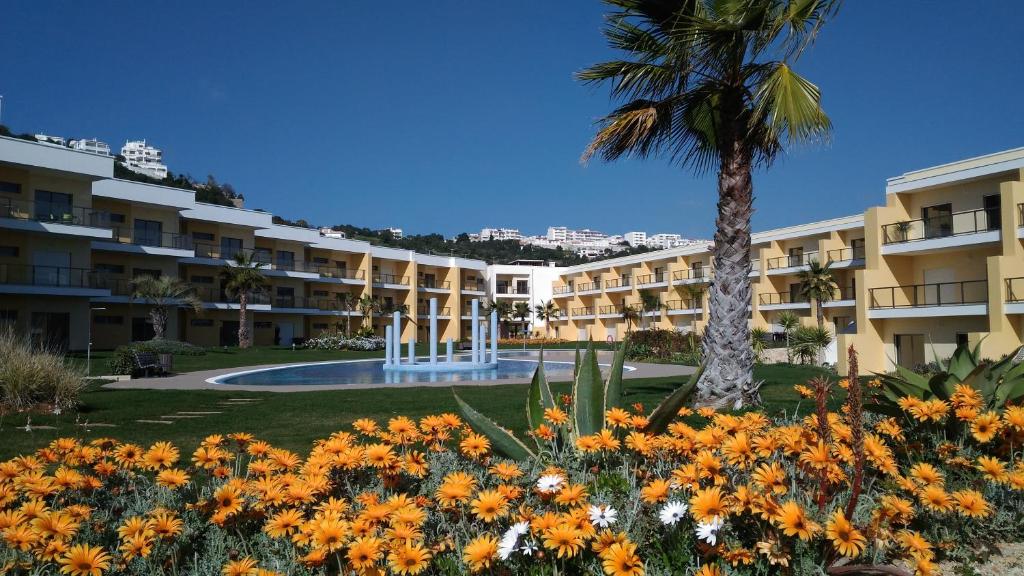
[1,350,1023,575]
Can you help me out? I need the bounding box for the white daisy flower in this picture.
[498,521,531,560]
[520,541,538,556]
[695,516,724,545]
[588,504,618,528]
[659,500,688,526]
[536,474,565,493]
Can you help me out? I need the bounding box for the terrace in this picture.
[758,292,810,310]
[665,299,702,315]
[826,245,866,268]
[417,306,451,319]
[0,197,113,239]
[822,285,857,309]
[192,286,272,310]
[372,273,411,289]
[766,251,819,274]
[1004,277,1024,315]
[672,267,710,285]
[597,304,624,319]
[635,273,668,288]
[575,281,601,296]
[881,207,1001,255]
[868,279,988,318]
[460,279,486,294]
[604,276,633,293]
[571,306,595,320]
[0,264,112,297]
[93,226,194,257]
[552,284,573,298]
[417,279,452,293]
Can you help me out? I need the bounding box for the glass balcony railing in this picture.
[495,285,529,295]
[831,285,857,301]
[576,281,600,293]
[826,246,866,262]
[571,306,595,317]
[552,285,573,295]
[635,273,666,286]
[0,197,113,229]
[309,265,365,280]
[110,227,193,250]
[372,274,410,286]
[758,292,809,306]
[597,305,623,315]
[604,277,633,290]
[1007,278,1024,303]
[0,264,104,288]
[882,208,1000,244]
[462,280,486,292]
[767,252,819,270]
[673,267,709,282]
[869,280,988,309]
[418,279,451,290]
[193,286,271,305]
[193,242,258,261]
[1018,203,1023,227]
[665,299,701,311]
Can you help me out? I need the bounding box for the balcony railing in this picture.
[572,306,595,317]
[576,281,600,293]
[869,280,988,309]
[1007,278,1024,303]
[462,280,486,292]
[604,277,633,290]
[635,273,666,286]
[311,266,365,280]
[110,227,193,250]
[553,285,573,295]
[418,279,451,290]
[826,246,866,262]
[0,197,113,229]
[495,286,529,295]
[831,285,857,301]
[193,242,258,261]
[758,292,809,306]
[665,299,701,311]
[672,267,709,282]
[767,252,819,270]
[418,307,451,317]
[193,286,271,305]
[373,274,410,286]
[882,208,1000,244]
[597,305,623,315]
[0,264,103,288]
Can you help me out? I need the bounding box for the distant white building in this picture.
[624,231,647,247]
[120,140,168,179]
[385,227,403,239]
[546,226,606,243]
[319,227,347,239]
[70,138,111,156]
[34,134,66,147]
[478,227,521,241]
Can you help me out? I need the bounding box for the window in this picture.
[690,261,704,277]
[254,247,272,264]
[133,219,163,246]
[190,275,214,284]
[192,231,215,242]
[312,323,329,330]
[313,257,328,264]
[133,268,162,279]
[0,181,21,194]
[95,263,125,275]
[922,203,953,238]
[516,280,529,293]
[276,251,295,268]
[254,321,273,329]
[34,190,73,221]
[191,319,214,327]
[983,194,1001,231]
[109,213,126,224]
[312,290,328,297]
[833,316,851,334]
[0,246,18,257]
[851,238,865,259]
[956,333,969,349]
[0,310,17,327]
[94,315,124,325]
[275,286,295,307]
[220,237,243,258]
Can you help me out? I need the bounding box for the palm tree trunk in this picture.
[696,127,759,409]
[149,306,167,340]
[238,294,251,348]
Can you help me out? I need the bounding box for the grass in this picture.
[1,346,829,460]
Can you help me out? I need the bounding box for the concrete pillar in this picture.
[471,299,480,364]
[490,309,498,364]
[385,324,393,366]
[446,338,454,363]
[478,324,487,365]
[429,298,438,364]
[408,337,416,365]
[392,311,401,365]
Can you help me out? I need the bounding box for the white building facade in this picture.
[120,140,168,179]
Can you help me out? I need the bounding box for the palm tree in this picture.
[620,305,641,334]
[129,276,202,340]
[358,294,379,333]
[220,253,268,349]
[791,325,832,365]
[776,310,800,363]
[336,292,357,336]
[513,301,532,340]
[579,0,838,408]
[798,260,838,328]
[750,326,770,363]
[638,289,662,330]
[484,300,514,338]
[533,300,560,338]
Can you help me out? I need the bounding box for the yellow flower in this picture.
[156,468,190,489]
[970,411,1002,443]
[909,462,944,486]
[347,536,383,570]
[543,523,585,558]
[775,501,818,540]
[825,509,866,557]
[640,479,671,504]
[58,544,112,576]
[462,534,498,572]
[952,489,990,518]
[264,508,304,538]
[310,517,348,552]
[694,564,723,576]
[459,434,490,458]
[142,441,179,469]
[600,540,644,576]
[470,490,508,522]
[222,557,258,576]
[918,485,953,512]
[544,407,569,425]
[119,536,152,561]
[555,483,588,507]
[387,541,432,575]
[977,456,1008,482]
[212,484,244,517]
[690,486,728,522]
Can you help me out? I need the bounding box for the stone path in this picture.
[130,398,262,427]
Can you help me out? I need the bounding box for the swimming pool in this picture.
[209,351,631,387]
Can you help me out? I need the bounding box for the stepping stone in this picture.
[160,415,204,419]
[135,420,174,425]
[226,398,261,402]
[78,423,117,428]
[178,411,222,415]
[25,425,57,430]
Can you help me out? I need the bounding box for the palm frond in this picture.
[751,62,830,145]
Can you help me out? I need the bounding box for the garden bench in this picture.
[132,351,167,377]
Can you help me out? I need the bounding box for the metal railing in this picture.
[1007,278,1024,303]
[572,306,595,316]
[462,280,486,292]
[418,307,451,317]
[92,276,134,295]
[826,246,866,262]
[495,285,529,295]
[831,285,857,301]
[635,273,666,286]
[597,305,623,315]
[767,252,819,270]
[0,197,113,229]
[418,279,451,290]
[193,286,271,305]
[665,299,701,311]
[869,280,988,309]
[672,267,709,282]
[881,208,1000,244]
[110,227,193,250]
[311,266,365,280]
[758,292,809,306]
[372,273,410,286]
[553,285,573,295]
[604,277,633,289]
[193,242,258,261]
[576,281,600,293]
[0,264,103,288]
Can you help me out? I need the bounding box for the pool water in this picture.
[211,352,590,387]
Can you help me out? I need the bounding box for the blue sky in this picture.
[2,2,1022,238]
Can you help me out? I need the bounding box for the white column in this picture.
[392,311,401,365]
[471,299,479,364]
[384,324,393,366]
[429,298,438,364]
[478,324,486,365]
[490,309,498,364]
[446,338,454,363]
[408,337,416,365]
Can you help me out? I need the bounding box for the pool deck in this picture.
[104,350,697,393]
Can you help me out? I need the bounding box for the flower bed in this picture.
[1,349,1023,575]
[304,333,386,351]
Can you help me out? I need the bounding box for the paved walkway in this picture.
[105,351,697,393]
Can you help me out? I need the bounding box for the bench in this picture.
[132,351,167,377]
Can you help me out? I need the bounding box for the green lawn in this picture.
[2,348,829,460]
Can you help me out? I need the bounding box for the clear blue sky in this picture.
[2,2,1021,238]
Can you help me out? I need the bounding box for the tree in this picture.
[798,260,838,328]
[129,276,202,340]
[791,325,832,365]
[776,310,801,363]
[358,294,379,333]
[220,253,268,348]
[534,300,561,338]
[336,292,357,336]
[513,302,532,340]
[638,289,662,330]
[484,300,514,338]
[621,305,641,334]
[579,0,837,409]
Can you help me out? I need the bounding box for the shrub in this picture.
[108,339,206,376]
[626,328,699,361]
[0,329,84,411]
[304,331,385,351]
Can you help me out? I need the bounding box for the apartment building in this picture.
[120,140,168,179]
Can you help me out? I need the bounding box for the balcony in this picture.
[868,280,988,318]
[672,267,710,285]
[494,285,529,297]
[461,280,486,294]
[0,197,113,239]
[1004,277,1024,315]
[604,277,633,293]
[576,281,601,296]
[766,252,819,274]
[881,208,1001,255]
[372,274,410,289]
[758,292,810,310]
[635,273,668,288]
[822,285,857,309]
[309,266,366,285]
[666,299,702,315]
[0,264,111,297]
[417,279,451,293]
[571,306,596,320]
[93,226,194,257]
[826,246,866,268]
[193,286,271,311]
[418,307,451,319]
[749,261,761,278]
[552,285,573,298]
[597,305,623,318]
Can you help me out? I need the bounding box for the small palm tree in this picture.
[776,310,801,364]
[638,289,662,330]
[791,325,833,365]
[484,300,514,338]
[219,253,268,349]
[580,0,838,408]
[533,300,560,338]
[129,276,202,340]
[798,260,839,328]
[358,294,379,333]
[621,305,641,334]
[513,302,532,340]
[336,292,357,336]
[750,327,770,364]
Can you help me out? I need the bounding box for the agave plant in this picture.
[453,342,704,460]
[871,342,1024,414]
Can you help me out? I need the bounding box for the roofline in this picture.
[886,146,1024,194]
